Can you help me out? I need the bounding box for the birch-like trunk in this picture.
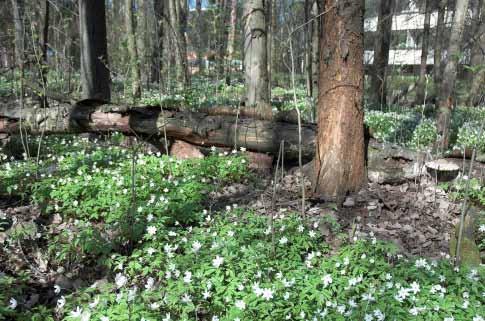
[243,0,270,115]
[225,0,237,85]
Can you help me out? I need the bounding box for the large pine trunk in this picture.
[243,0,270,115]
[313,0,366,200]
[437,0,469,151]
[369,0,393,107]
[79,0,111,101]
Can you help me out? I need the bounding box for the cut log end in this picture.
[425,159,460,182]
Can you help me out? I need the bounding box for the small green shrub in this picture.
[454,121,485,152]
[364,110,417,143]
[409,119,438,151]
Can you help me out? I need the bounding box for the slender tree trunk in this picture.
[434,0,448,96]
[243,0,270,115]
[267,0,277,89]
[304,0,312,97]
[196,0,205,74]
[369,0,394,107]
[225,0,237,85]
[467,0,485,105]
[311,0,321,100]
[125,0,142,99]
[216,0,227,76]
[437,0,469,150]
[313,0,366,200]
[168,0,189,88]
[416,0,432,104]
[267,0,273,95]
[151,0,164,84]
[179,0,190,84]
[137,0,149,88]
[79,0,111,101]
[11,0,25,81]
[38,0,50,108]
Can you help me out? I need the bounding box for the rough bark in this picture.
[468,0,485,106]
[369,0,394,107]
[0,101,316,162]
[243,0,270,114]
[79,0,111,101]
[437,0,469,151]
[225,0,238,85]
[416,0,432,104]
[313,0,366,200]
[125,0,142,99]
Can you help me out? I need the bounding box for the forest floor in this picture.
[1,136,484,320]
[2,150,482,282]
[205,159,484,259]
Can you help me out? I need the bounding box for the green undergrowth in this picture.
[1,134,484,321]
[440,177,485,255]
[364,106,485,152]
[2,211,484,321]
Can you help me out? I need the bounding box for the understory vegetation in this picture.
[1,134,484,321]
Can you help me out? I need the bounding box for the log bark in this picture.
[0,101,316,162]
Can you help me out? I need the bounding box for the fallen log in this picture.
[0,100,316,162]
[3,100,483,164]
